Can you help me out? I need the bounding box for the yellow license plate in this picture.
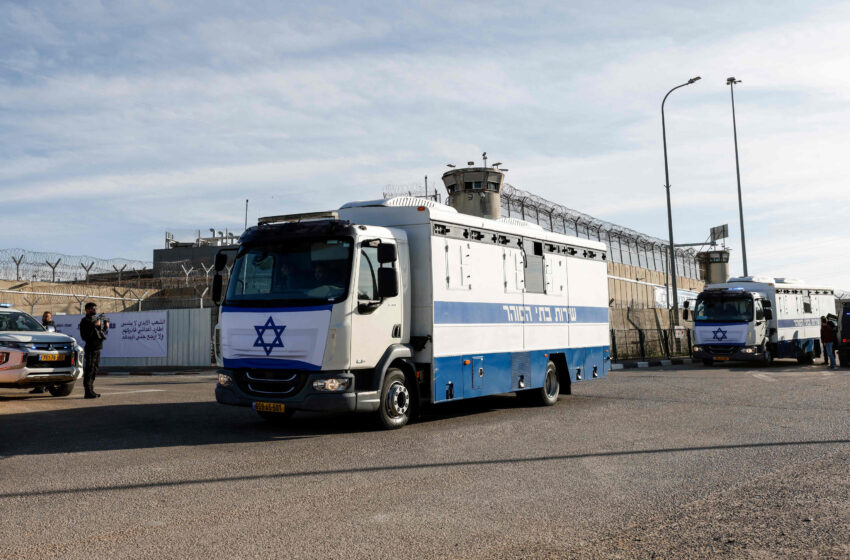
[714,356,730,361]
[253,401,285,413]
[39,352,62,362]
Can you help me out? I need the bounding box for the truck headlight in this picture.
[743,347,754,353]
[218,373,233,386]
[693,345,701,352]
[313,378,351,392]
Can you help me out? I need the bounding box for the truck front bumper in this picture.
[693,345,766,363]
[215,369,381,413]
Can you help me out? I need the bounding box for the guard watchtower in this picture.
[441,156,505,220]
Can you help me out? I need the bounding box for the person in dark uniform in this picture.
[79,303,107,399]
[29,311,57,394]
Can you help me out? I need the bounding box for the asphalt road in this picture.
[1,363,849,559]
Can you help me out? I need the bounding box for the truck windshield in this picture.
[694,296,753,323]
[225,238,353,306]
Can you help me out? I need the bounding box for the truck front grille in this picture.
[706,345,737,355]
[237,370,308,397]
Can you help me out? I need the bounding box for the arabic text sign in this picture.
[54,311,168,358]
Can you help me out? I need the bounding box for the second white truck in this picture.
[686,276,835,365]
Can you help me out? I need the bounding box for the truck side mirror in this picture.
[764,308,773,321]
[683,301,690,309]
[212,274,223,305]
[377,243,397,264]
[682,309,689,321]
[214,251,228,272]
[378,268,398,298]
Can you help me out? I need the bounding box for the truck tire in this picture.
[840,351,849,368]
[47,382,75,397]
[377,368,411,430]
[257,409,295,423]
[762,349,773,366]
[702,359,713,367]
[525,361,559,407]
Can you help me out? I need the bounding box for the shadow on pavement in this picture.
[2,436,848,500]
[0,393,540,459]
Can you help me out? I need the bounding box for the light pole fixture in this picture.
[661,76,700,326]
[727,77,748,277]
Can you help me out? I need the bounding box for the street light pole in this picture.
[662,76,700,326]
[727,77,748,277]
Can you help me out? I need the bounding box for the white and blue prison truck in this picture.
[685,276,835,366]
[212,198,611,429]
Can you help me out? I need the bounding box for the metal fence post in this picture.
[638,331,646,360]
[611,329,618,361]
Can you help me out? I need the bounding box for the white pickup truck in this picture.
[0,304,83,396]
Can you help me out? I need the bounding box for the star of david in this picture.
[253,317,286,356]
[712,328,728,341]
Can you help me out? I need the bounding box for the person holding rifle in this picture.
[79,302,108,398]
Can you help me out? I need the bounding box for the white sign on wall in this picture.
[54,311,168,358]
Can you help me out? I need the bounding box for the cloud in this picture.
[1,1,848,289]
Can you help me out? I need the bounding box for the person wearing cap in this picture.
[79,303,106,398]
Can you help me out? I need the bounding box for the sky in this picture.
[1,0,849,288]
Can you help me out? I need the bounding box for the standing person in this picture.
[29,311,57,394]
[79,303,107,398]
[820,316,837,369]
[41,311,55,329]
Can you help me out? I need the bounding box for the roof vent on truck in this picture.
[258,210,339,225]
[773,277,805,285]
[727,275,777,284]
[497,217,545,231]
[340,197,453,210]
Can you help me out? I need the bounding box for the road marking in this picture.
[99,389,166,396]
[753,370,838,382]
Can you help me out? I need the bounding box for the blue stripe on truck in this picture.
[434,301,608,325]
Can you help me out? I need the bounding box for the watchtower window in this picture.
[487,182,499,191]
[464,181,483,190]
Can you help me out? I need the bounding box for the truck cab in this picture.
[213,214,416,428]
[689,288,774,365]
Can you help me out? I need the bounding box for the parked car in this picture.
[0,304,83,396]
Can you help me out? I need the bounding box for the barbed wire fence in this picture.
[383,182,703,274]
[0,249,227,313]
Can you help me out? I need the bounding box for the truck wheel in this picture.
[762,350,773,366]
[47,382,75,397]
[257,409,295,423]
[526,361,559,406]
[840,351,849,368]
[377,368,411,430]
[702,359,713,367]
